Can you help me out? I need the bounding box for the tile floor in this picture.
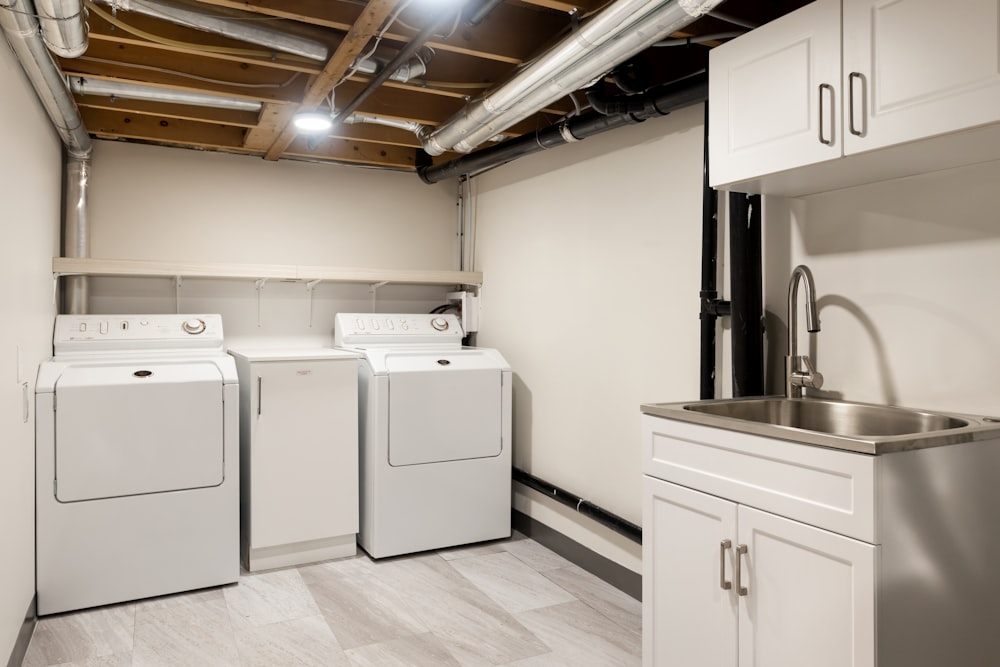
[23,533,642,666]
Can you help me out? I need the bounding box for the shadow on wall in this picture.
[813,294,897,405]
[798,160,1000,255]
[511,373,533,470]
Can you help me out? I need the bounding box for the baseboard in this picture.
[513,510,641,601]
[6,596,35,667]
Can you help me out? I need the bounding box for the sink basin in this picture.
[641,397,1000,454]
[684,397,968,437]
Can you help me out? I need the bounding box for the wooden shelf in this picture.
[52,257,482,287]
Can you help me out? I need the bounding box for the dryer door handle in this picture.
[257,376,262,416]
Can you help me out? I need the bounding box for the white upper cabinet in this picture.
[710,0,1000,195]
[709,0,842,186]
[842,0,1000,153]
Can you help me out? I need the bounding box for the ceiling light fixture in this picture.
[292,111,334,133]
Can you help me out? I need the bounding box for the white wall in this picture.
[85,142,460,346]
[472,105,707,572]
[0,41,62,661]
[764,160,1000,417]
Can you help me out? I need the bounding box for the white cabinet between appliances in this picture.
[641,411,1000,667]
[709,0,1000,195]
[643,477,874,667]
[229,348,360,571]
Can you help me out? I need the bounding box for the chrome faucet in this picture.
[786,265,824,398]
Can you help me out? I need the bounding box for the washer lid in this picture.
[53,361,225,502]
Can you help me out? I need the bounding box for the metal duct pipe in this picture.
[421,0,724,156]
[0,0,91,157]
[34,0,88,57]
[62,156,90,314]
[69,75,263,111]
[343,111,423,134]
[91,0,428,83]
[92,0,328,60]
[418,70,707,184]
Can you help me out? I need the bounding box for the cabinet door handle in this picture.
[735,544,749,596]
[719,539,733,591]
[257,376,262,416]
[848,72,866,137]
[818,83,835,145]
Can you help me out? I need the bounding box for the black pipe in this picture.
[334,7,459,123]
[728,192,765,397]
[463,0,505,26]
[699,102,727,399]
[418,71,709,184]
[512,467,642,544]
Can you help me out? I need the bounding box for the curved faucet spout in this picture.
[786,265,823,398]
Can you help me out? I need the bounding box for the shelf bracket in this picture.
[174,276,183,314]
[305,279,322,328]
[255,278,268,327]
[369,280,389,312]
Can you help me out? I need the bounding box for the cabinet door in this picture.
[843,0,1000,154]
[737,505,875,667]
[709,0,841,187]
[250,359,358,549]
[643,476,738,667]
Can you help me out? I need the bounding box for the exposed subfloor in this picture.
[23,533,641,666]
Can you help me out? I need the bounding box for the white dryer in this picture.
[334,313,512,558]
[36,314,239,615]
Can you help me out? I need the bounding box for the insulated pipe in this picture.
[421,0,725,156]
[0,0,91,157]
[34,0,88,57]
[418,71,707,184]
[69,76,264,111]
[90,0,427,83]
[728,192,765,397]
[343,111,423,134]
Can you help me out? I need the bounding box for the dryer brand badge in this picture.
[297,370,313,375]
[133,370,153,378]
[437,359,451,366]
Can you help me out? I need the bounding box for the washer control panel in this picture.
[53,314,225,354]
[334,313,463,347]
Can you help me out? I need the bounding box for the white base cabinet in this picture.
[642,413,1000,666]
[230,349,360,571]
[709,0,1000,195]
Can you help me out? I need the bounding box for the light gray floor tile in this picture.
[542,564,642,634]
[132,596,240,667]
[133,586,226,612]
[437,540,507,561]
[373,555,550,666]
[448,552,576,614]
[344,632,462,667]
[500,536,573,572]
[223,568,320,631]
[512,600,641,667]
[233,614,350,667]
[24,605,135,667]
[47,652,133,667]
[299,557,430,650]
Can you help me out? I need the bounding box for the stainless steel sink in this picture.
[642,397,1000,454]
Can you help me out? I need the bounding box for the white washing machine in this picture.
[36,314,239,615]
[334,312,512,558]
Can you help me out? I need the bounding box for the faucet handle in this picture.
[799,356,824,390]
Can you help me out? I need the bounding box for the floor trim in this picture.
[512,510,641,600]
[6,596,35,667]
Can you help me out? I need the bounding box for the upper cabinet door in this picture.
[709,0,842,187]
[843,0,1000,154]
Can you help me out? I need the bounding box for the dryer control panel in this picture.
[334,313,463,347]
[53,314,225,355]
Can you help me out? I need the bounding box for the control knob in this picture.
[182,318,206,334]
[430,317,449,331]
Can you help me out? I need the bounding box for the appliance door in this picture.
[386,351,503,466]
[53,361,225,502]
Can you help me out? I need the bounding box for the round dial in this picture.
[430,317,450,331]
[182,318,206,334]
